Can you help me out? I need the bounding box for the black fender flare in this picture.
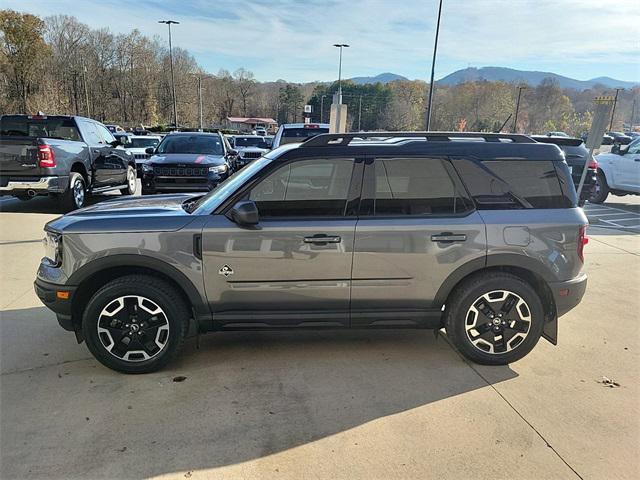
[67,254,209,321]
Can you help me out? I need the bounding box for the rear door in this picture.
[351,156,486,327]
[201,156,363,328]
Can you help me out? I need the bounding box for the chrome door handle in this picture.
[431,233,467,243]
[304,235,342,244]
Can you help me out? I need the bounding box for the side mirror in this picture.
[145,147,155,155]
[228,149,238,156]
[229,200,259,226]
[611,144,621,155]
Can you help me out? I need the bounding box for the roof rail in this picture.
[301,131,534,147]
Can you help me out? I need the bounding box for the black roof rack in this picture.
[301,131,534,147]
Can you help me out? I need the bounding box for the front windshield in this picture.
[156,135,223,155]
[190,156,272,213]
[128,137,160,148]
[235,137,269,148]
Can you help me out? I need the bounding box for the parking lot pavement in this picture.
[1,202,639,479]
[584,196,640,233]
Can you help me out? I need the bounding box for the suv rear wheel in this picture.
[589,170,609,204]
[82,275,189,373]
[445,273,545,365]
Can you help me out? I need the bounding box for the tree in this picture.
[0,9,51,112]
[278,84,303,123]
[234,68,255,116]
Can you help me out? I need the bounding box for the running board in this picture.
[89,184,127,194]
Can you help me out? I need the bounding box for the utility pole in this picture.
[358,95,363,131]
[72,73,79,115]
[320,94,327,123]
[196,75,203,131]
[425,0,443,131]
[513,86,527,133]
[159,20,180,129]
[609,87,623,131]
[82,60,90,117]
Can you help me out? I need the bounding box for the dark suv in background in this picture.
[141,132,235,195]
[35,132,588,373]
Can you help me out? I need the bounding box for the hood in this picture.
[46,194,201,234]
[148,153,226,165]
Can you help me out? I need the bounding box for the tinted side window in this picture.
[249,158,353,217]
[362,158,471,216]
[96,124,116,144]
[452,158,570,209]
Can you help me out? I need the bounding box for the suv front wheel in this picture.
[445,273,545,365]
[82,275,189,373]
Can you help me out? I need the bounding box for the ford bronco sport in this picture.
[35,132,588,373]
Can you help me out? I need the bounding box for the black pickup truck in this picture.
[0,115,137,211]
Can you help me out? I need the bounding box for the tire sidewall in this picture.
[122,166,136,195]
[447,276,545,365]
[82,281,186,373]
[589,171,609,204]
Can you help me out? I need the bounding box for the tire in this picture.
[589,170,609,204]
[82,275,190,374]
[120,165,137,195]
[444,272,545,365]
[58,172,86,212]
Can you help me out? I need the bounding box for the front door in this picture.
[202,156,362,328]
[351,156,486,327]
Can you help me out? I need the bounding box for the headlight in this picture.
[142,164,153,172]
[209,164,228,174]
[43,231,62,266]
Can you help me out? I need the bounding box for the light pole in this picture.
[333,44,349,103]
[320,94,329,123]
[513,86,527,133]
[159,20,180,129]
[358,95,363,131]
[425,0,443,131]
[609,88,623,131]
[194,75,203,131]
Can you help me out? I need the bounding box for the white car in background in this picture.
[592,137,640,203]
[231,135,271,168]
[124,135,162,175]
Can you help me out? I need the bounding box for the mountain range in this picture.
[348,67,637,90]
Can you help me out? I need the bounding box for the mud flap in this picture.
[542,316,558,345]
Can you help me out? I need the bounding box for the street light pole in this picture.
[513,86,526,133]
[358,95,363,131]
[425,0,443,131]
[320,94,327,123]
[197,75,203,131]
[609,88,623,131]
[159,20,180,130]
[333,44,349,103]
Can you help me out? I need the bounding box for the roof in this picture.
[280,123,330,128]
[227,117,277,124]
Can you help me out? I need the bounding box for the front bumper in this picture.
[0,176,69,195]
[34,278,77,331]
[142,171,227,192]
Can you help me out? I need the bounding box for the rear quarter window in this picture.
[452,158,573,209]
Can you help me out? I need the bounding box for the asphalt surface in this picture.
[1,191,639,479]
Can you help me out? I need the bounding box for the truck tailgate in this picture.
[0,137,42,177]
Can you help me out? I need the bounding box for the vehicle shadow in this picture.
[0,193,116,214]
[0,306,518,479]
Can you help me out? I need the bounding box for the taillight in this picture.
[577,225,588,263]
[38,145,56,168]
[588,158,598,169]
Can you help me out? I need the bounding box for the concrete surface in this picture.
[1,194,639,479]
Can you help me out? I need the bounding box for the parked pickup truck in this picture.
[0,115,137,211]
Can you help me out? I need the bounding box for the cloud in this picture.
[5,0,640,82]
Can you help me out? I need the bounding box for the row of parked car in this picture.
[1,113,637,212]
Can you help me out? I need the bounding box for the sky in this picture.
[7,0,640,83]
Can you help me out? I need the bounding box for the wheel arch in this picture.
[70,162,89,184]
[435,257,558,343]
[68,255,210,334]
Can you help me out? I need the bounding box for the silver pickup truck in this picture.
[0,115,137,211]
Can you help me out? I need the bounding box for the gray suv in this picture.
[35,132,588,373]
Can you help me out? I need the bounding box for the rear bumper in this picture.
[550,273,588,317]
[34,278,77,331]
[0,176,68,195]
